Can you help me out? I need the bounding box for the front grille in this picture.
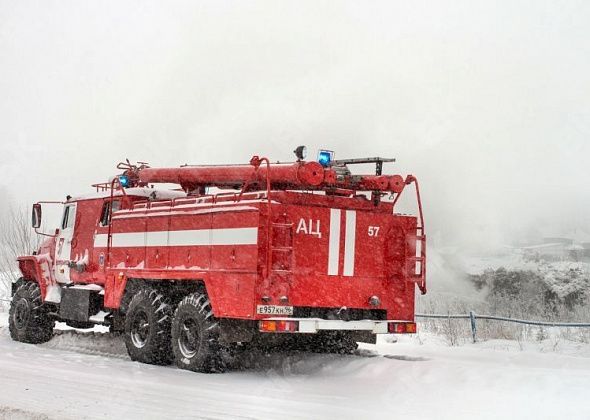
[292,306,386,321]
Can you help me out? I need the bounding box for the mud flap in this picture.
[60,288,91,322]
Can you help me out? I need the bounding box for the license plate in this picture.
[256,305,294,316]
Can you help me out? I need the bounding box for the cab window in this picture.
[61,205,75,229]
[100,200,120,226]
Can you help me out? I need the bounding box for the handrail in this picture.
[393,175,426,294]
[247,156,273,279]
[106,177,130,270]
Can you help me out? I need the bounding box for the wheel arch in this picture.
[108,277,210,333]
[114,278,208,314]
[16,256,52,300]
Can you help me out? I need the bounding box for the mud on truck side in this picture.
[10,150,426,372]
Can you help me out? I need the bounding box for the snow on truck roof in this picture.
[71,188,187,201]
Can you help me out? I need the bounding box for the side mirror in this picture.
[32,203,42,229]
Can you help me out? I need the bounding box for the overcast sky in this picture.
[1,0,589,248]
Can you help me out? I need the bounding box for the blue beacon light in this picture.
[317,150,334,167]
[118,175,130,188]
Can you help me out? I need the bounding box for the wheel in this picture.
[9,282,55,344]
[171,293,224,373]
[124,288,173,365]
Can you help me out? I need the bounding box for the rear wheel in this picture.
[124,288,173,365]
[9,282,55,344]
[171,293,224,373]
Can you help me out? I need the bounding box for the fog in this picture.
[1,0,589,250]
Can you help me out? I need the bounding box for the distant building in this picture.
[543,237,573,246]
[519,232,590,262]
[521,238,576,261]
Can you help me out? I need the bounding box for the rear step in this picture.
[259,318,417,334]
[88,310,111,324]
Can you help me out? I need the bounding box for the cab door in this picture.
[55,202,77,284]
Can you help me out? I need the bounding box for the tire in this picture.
[9,282,55,344]
[171,293,224,373]
[124,288,173,365]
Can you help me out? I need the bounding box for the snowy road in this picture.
[1,313,590,420]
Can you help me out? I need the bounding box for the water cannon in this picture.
[130,148,407,198]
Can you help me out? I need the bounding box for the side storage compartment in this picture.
[206,208,260,319]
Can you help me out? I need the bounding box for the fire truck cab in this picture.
[10,150,426,372]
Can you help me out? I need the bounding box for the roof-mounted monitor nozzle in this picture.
[331,157,396,175]
[134,152,404,195]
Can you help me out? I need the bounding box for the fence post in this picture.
[469,311,477,343]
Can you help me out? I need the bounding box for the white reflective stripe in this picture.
[94,228,258,248]
[168,229,210,246]
[111,232,145,247]
[94,234,108,248]
[343,210,356,276]
[328,209,341,275]
[146,230,168,247]
[211,228,258,245]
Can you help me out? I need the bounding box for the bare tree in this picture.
[0,206,42,305]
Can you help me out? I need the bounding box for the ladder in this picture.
[406,225,426,294]
[270,220,294,278]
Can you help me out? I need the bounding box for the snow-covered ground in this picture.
[1,313,590,419]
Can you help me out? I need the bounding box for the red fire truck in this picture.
[10,148,426,372]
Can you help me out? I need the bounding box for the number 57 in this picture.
[368,226,380,237]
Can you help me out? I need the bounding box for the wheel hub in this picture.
[178,319,199,359]
[130,310,150,348]
[13,298,31,330]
